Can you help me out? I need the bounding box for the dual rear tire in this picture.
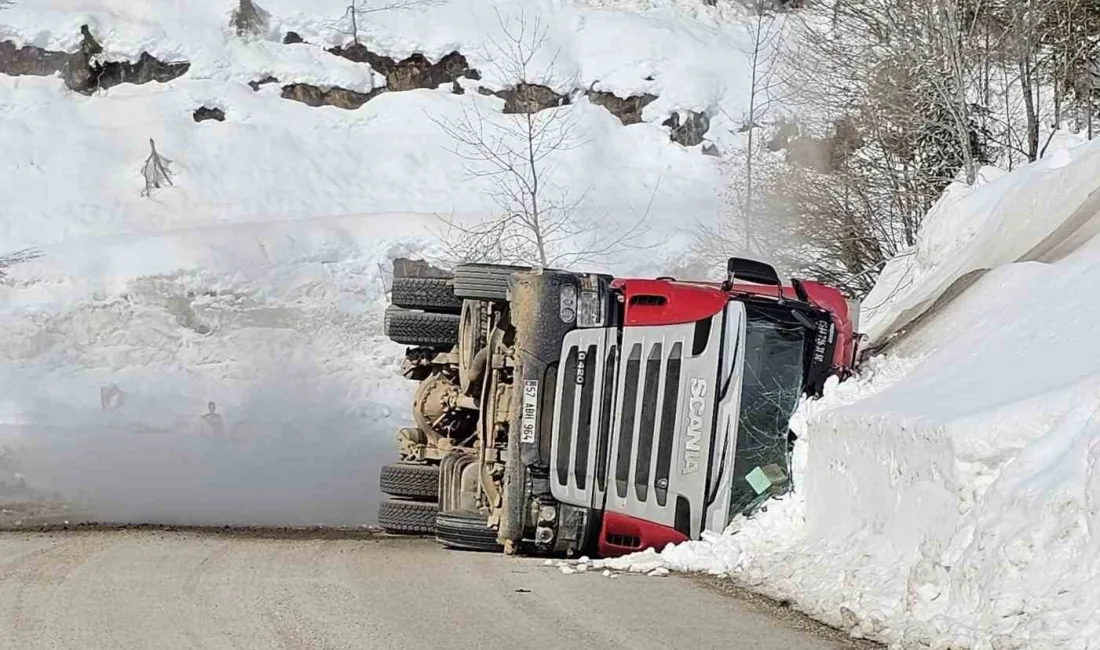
[380,262,522,546]
[378,462,439,534]
[435,510,502,552]
[384,263,524,348]
[377,463,500,551]
[377,499,438,534]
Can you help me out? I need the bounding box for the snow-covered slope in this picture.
[0,0,759,524]
[597,135,1100,650]
[862,133,1100,345]
[0,0,758,258]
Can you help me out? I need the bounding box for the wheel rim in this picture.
[458,300,484,393]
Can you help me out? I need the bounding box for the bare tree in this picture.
[431,9,652,267]
[141,138,174,197]
[723,0,999,294]
[337,0,442,45]
[728,0,784,254]
[231,0,270,37]
[1031,0,1100,137]
[694,0,1100,295]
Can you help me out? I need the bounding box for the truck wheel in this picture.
[378,499,438,534]
[379,462,439,500]
[435,510,503,552]
[391,277,462,313]
[453,263,529,301]
[384,306,459,347]
[458,300,486,393]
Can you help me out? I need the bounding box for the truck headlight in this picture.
[577,287,604,327]
[559,283,577,324]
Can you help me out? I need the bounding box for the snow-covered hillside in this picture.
[0,0,759,524]
[0,0,757,256]
[600,134,1100,650]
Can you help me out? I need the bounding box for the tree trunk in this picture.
[1054,75,1062,128]
[1082,86,1091,140]
[1020,55,1039,162]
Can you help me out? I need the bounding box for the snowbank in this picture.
[862,133,1100,344]
[600,138,1100,649]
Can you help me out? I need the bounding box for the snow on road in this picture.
[601,136,1100,650]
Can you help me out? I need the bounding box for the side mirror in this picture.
[726,257,781,287]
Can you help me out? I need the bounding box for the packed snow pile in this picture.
[600,135,1100,650]
[861,132,1100,344]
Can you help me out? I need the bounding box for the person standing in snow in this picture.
[200,401,226,438]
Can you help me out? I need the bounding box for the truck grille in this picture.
[547,318,726,536]
[550,328,616,508]
[550,319,719,533]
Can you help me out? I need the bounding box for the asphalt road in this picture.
[0,528,873,650]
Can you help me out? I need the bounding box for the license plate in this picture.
[521,379,538,443]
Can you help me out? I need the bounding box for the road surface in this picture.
[0,528,874,650]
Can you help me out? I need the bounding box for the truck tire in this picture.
[458,300,487,394]
[378,499,438,534]
[384,306,459,347]
[379,462,439,500]
[391,277,462,313]
[435,510,503,552]
[453,263,529,301]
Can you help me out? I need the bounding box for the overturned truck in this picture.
[378,258,861,556]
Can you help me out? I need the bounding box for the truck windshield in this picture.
[726,305,807,519]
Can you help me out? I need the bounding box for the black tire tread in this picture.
[384,306,459,347]
[379,462,439,500]
[435,510,503,552]
[391,277,462,313]
[378,499,438,533]
[453,264,529,301]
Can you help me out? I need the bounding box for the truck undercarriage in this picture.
[377,258,860,557]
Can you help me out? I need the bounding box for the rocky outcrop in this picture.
[766,117,864,173]
[493,83,570,114]
[765,118,800,152]
[587,91,656,125]
[0,41,70,76]
[87,52,190,93]
[1,21,717,153]
[483,83,658,124]
[193,106,226,122]
[248,75,279,91]
[0,25,189,95]
[329,44,479,92]
[280,82,381,110]
[322,40,705,149]
[663,110,710,147]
